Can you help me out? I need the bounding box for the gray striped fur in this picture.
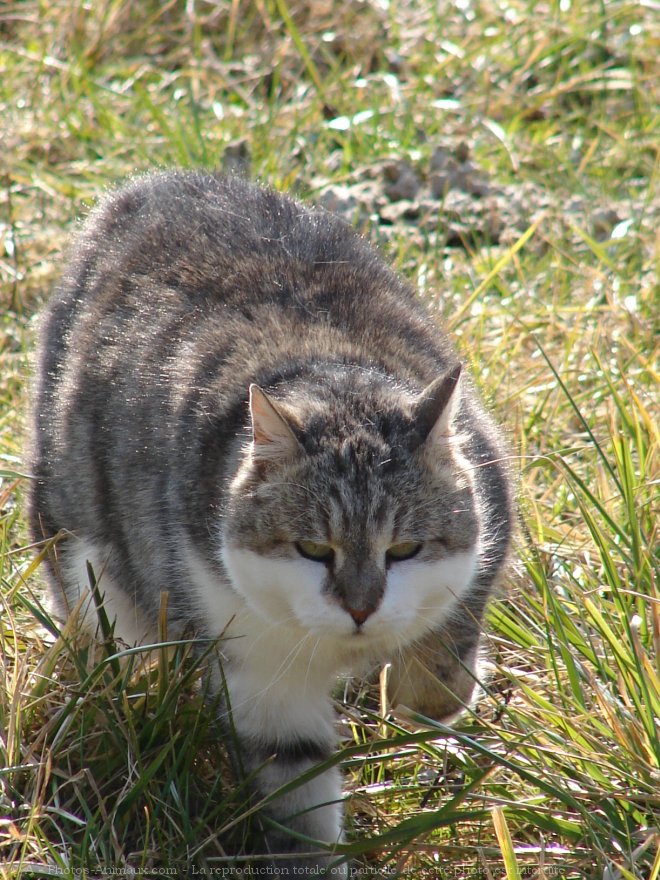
[30,172,512,875]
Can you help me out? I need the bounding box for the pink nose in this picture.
[345,606,374,626]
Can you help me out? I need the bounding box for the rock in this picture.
[222,139,251,177]
[430,171,453,199]
[430,146,458,173]
[592,208,623,241]
[455,140,470,163]
[317,185,361,217]
[429,145,490,198]
[382,160,422,201]
[378,200,421,224]
[317,181,380,229]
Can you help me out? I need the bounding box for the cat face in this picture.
[221,369,481,648]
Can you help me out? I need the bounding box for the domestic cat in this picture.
[30,171,512,876]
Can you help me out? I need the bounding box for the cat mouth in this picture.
[344,617,391,641]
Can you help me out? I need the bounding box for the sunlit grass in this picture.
[1,0,658,876]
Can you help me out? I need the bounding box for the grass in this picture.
[1,0,658,877]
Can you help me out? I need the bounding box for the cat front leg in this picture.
[387,618,482,722]
[239,733,348,877]
[221,659,348,877]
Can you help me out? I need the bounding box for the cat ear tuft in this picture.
[413,363,462,449]
[248,384,302,461]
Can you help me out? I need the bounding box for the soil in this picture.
[307,141,646,255]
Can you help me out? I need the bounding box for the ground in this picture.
[0,1,658,878]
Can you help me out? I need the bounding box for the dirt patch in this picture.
[310,140,649,256]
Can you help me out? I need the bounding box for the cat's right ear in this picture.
[412,363,462,450]
[248,384,302,462]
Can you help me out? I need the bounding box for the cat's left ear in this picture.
[248,384,302,461]
[412,363,462,449]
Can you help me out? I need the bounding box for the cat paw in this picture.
[386,640,481,722]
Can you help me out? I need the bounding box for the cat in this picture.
[30,170,513,876]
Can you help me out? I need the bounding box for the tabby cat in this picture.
[30,171,512,876]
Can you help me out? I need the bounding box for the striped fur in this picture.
[30,172,512,875]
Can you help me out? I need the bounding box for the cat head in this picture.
[221,365,480,649]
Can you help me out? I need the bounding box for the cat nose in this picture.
[345,605,375,627]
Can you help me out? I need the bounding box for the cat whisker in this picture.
[303,635,323,692]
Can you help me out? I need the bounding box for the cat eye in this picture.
[296,540,335,563]
[386,541,423,562]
